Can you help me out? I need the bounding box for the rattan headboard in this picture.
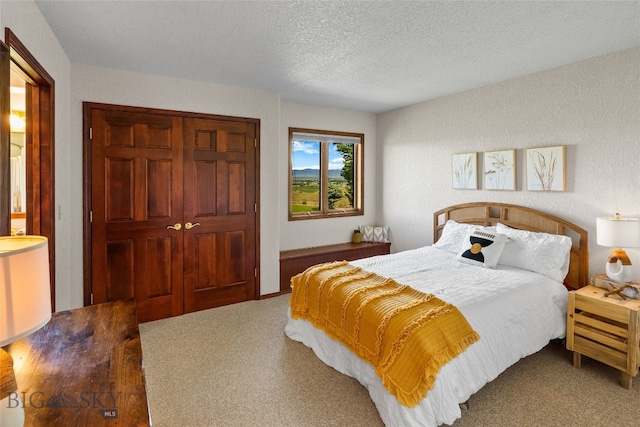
[433,202,589,290]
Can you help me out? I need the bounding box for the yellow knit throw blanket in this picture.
[289,261,480,408]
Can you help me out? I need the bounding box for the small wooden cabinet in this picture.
[280,242,391,293]
[566,280,640,389]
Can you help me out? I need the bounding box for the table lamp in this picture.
[1,236,52,426]
[596,214,640,283]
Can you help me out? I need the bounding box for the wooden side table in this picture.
[566,282,640,389]
[5,300,151,426]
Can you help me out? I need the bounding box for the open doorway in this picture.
[1,29,56,310]
[10,69,27,233]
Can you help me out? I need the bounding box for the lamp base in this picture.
[0,348,17,400]
[605,249,634,283]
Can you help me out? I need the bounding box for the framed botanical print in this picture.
[483,149,515,190]
[526,145,566,191]
[452,152,477,190]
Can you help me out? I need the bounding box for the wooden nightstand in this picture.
[566,280,640,389]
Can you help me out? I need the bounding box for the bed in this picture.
[285,202,589,426]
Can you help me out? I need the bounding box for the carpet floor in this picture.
[139,294,639,426]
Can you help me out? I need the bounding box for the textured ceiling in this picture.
[35,1,640,113]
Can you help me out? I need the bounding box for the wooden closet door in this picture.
[90,109,184,323]
[182,117,257,313]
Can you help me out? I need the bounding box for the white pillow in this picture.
[496,223,572,282]
[433,220,496,253]
[359,225,390,243]
[456,229,507,268]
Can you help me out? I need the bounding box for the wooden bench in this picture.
[280,242,391,293]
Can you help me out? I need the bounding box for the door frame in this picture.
[1,29,56,310]
[82,102,261,307]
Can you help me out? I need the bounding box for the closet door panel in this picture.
[193,232,217,291]
[183,117,257,313]
[90,109,184,322]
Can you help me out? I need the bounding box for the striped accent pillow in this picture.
[359,225,390,243]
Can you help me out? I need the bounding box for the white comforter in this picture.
[285,246,568,427]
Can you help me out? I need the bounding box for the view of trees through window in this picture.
[289,129,363,219]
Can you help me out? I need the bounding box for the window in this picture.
[289,128,364,220]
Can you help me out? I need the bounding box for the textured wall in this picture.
[377,47,640,280]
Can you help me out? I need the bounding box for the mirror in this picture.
[10,68,27,235]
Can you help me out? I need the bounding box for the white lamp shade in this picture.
[596,216,640,248]
[0,236,52,347]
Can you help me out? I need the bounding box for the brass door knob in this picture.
[166,223,182,230]
[185,222,201,230]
